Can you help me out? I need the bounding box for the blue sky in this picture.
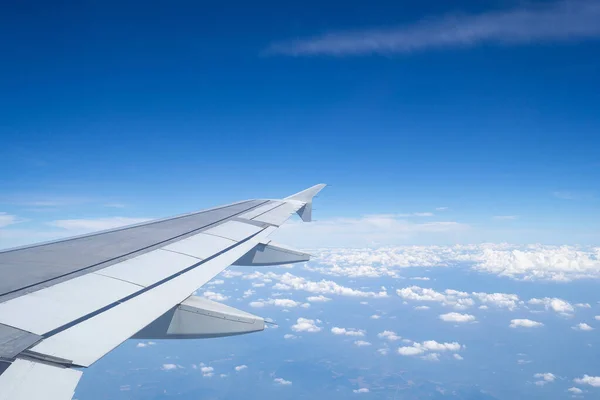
[2,2,600,399]
[1,0,599,248]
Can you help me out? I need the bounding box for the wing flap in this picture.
[0,359,82,400]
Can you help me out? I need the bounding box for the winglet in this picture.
[284,184,326,222]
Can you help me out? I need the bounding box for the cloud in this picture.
[274,377,292,386]
[161,364,180,371]
[370,314,381,319]
[283,334,297,340]
[510,319,544,328]
[415,306,430,310]
[473,292,520,310]
[378,330,401,341]
[49,217,151,232]
[528,298,574,314]
[307,295,331,302]
[0,213,21,228]
[271,272,389,298]
[201,366,214,377]
[234,365,247,372]
[291,318,322,333]
[398,340,464,357]
[534,372,556,384]
[453,354,464,361]
[568,387,583,394]
[354,340,372,347]
[136,341,156,348]
[308,245,600,282]
[353,388,370,393]
[572,323,594,331]
[396,286,474,309]
[267,0,600,56]
[574,375,600,387]
[331,327,366,337]
[439,312,476,323]
[242,289,255,298]
[203,291,229,302]
[436,207,448,211]
[250,298,301,308]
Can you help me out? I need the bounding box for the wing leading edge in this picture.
[0,184,326,400]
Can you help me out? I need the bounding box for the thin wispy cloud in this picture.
[267,0,600,56]
[493,215,518,220]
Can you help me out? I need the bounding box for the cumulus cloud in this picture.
[354,340,372,347]
[439,312,476,323]
[528,298,574,314]
[398,340,464,358]
[291,318,322,333]
[378,330,401,341]
[203,291,229,302]
[274,377,292,385]
[267,0,600,56]
[421,353,440,362]
[353,388,370,393]
[234,365,247,372]
[453,354,464,360]
[568,387,583,394]
[510,319,544,328]
[572,323,594,331]
[574,375,600,387]
[534,372,556,385]
[250,298,301,308]
[283,334,297,340]
[331,327,366,337]
[161,364,180,371]
[201,366,214,377]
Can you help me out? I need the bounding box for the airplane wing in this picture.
[0,184,326,400]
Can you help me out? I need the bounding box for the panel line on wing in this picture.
[39,228,265,340]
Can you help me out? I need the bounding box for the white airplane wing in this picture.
[0,184,326,400]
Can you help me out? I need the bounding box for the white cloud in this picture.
[493,216,518,220]
[242,289,255,298]
[283,334,297,340]
[377,348,389,355]
[510,319,544,328]
[291,318,322,333]
[331,327,365,337]
[370,314,381,319]
[49,217,151,232]
[307,295,331,302]
[161,364,180,371]
[0,213,20,228]
[439,312,476,323]
[411,276,430,281]
[415,306,430,310]
[354,340,372,347]
[534,372,556,382]
[203,291,229,302]
[353,388,370,393]
[252,282,265,288]
[568,387,583,394]
[378,330,401,341]
[528,298,574,314]
[211,279,224,285]
[574,375,600,387]
[453,354,464,360]
[267,0,600,56]
[398,340,464,357]
[201,366,214,377]
[250,298,301,308]
[396,286,475,310]
[473,292,520,310]
[234,365,247,372]
[572,323,594,331]
[274,378,292,386]
[136,341,156,348]
[595,316,600,321]
[576,303,591,308]
[273,272,388,298]
[398,346,425,356]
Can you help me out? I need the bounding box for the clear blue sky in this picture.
[1,0,599,246]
